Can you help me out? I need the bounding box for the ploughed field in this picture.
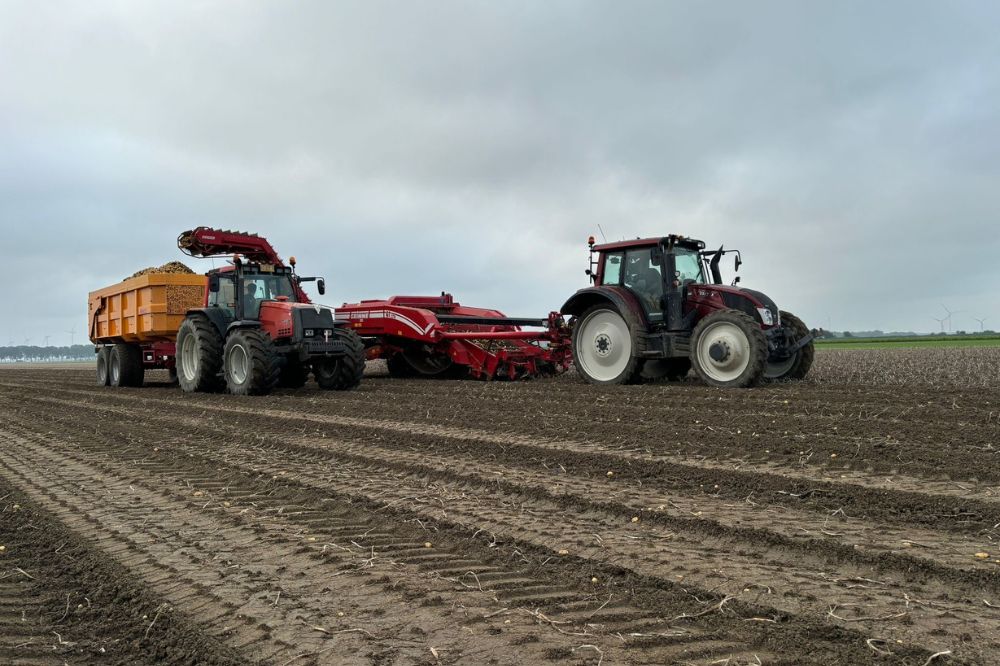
[1,348,998,665]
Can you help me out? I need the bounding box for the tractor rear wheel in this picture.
[690,309,767,388]
[110,343,144,388]
[223,328,280,395]
[176,314,224,393]
[765,310,814,381]
[572,304,645,385]
[96,347,111,386]
[314,329,365,390]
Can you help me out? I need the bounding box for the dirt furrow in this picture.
[4,401,964,663]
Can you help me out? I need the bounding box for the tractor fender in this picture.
[560,287,648,327]
[185,308,235,337]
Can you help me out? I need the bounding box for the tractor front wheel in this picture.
[223,328,280,396]
[314,329,366,390]
[764,310,815,381]
[176,314,224,393]
[572,304,645,385]
[690,310,767,388]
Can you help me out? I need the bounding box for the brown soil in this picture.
[1,360,997,665]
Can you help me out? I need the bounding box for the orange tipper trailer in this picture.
[88,272,207,385]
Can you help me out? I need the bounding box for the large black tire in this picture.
[176,315,224,393]
[278,358,309,388]
[765,310,815,381]
[223,328,281,396]
[385,353,417,378]
[96,347,111,386]
[571,303,646,385]
[110,343,144,388]
[690,309,767,388]
[313,328,365,390]
[642,358,691,381]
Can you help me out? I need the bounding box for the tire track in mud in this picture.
[0,427,781,666]
[0,479,243,666]
[0,430,663,666]
[13,385,1000,532]
[0,397,972,663]
[18,392,1000,588]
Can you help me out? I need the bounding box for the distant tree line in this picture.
[0,345,94,362]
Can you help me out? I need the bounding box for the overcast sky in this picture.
[2,1,998,345]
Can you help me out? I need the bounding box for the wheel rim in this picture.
[577,309,632,382]
[764,354,797,379]
[229,343,249,385]
[181,335,199,382]
[696,321,751,382]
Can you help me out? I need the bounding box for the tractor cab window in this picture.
[674,249,705,284]
[602,252,623,285]
[208,274,236,316]
[623,248,664,313]
[240,274,297,319]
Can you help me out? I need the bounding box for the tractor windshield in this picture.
[674,248,705,284]
[240,274,298,318]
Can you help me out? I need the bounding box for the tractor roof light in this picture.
[289,256,297,267]
[588,236,595,247]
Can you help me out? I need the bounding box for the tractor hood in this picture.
[688,284,781,327]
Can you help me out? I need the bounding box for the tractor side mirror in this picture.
[650,246,663,263]
[208,275,220,293]
[734,255,742,272]
[317,278,326,296]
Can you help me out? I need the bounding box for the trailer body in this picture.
[88,273,207,370]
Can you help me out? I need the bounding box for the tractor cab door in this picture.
[208,273,236,318]
[615,247,666,324]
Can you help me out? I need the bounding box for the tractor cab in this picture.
[563,235,815,387]
[207,262,301,321]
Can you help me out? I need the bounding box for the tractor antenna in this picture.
[597,224,608,243]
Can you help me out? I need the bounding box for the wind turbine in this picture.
[941,304,962,332]
[43,335,51,347]
[22,337,31,346]
[67,326,76,346]
[931,316,947,333]
[973,317,988,332]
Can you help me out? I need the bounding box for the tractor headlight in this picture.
[304,329,315,337]
[756,307,774,326]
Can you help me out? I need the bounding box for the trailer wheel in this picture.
[110,343,144,388]
[690,309,767,388]
[386,353,417,378]
[176,314,224,393]
[224,328,280,396]
[314,329,365,390]
[572,304,645,385]
[96,347,111,386]
[764,310,814,381]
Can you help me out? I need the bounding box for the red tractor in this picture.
[562,235,814,387]
[174,228,366,395]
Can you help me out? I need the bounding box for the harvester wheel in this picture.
[572,304,645,385]
[690,309,767,388]
[96,347,111,386]
[278,359,309,388]
[764,310,815,381]
[223,328,281,396]
[386,353,417,378]
[110,343,144,388]
[176,314,224,393]
[314,329,365,390]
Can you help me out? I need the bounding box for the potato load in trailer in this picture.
[87,227,365,395]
